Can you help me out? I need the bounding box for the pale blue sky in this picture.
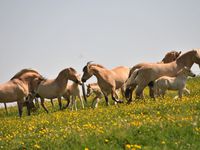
[0,0,200,83]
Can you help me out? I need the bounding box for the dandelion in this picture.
[161,141,166,144]
[34,144,41,149]
[85,147,89,150]
[134,144,141,149]
[125,144,131,149]
[104,139,109,143]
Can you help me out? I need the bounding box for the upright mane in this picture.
[10,69,41,80]
[90,64,107,69]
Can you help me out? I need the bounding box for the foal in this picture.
[62,81,84,111]
[154,67,195,99]
[86,83,103,108]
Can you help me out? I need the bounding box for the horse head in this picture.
[162,50,182,63]
[81,61,94,82]
[193,49,200,68]
[64,67,82,85]
[81,61,93,103]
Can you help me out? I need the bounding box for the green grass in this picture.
[0,77,200,150]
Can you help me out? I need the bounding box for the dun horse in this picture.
[81,62,129,105]
[125,50,182,101]
[62,80,84,111]
[154,67,195,98]
[86,83,103,108]
[35,67,82,113]
[0,69,44,117]
[125,49,200,101]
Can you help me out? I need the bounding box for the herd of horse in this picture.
[0,49,200,117]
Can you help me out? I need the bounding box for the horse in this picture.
[125,50,182,101]
[62,80,84,111]
[86,83,103,108]
[0,69,45,117]
[125,49,200,101]
[81,62,130,105]
[35,67,82,113]
[154,67,196,99]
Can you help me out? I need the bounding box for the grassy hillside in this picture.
[0,77,200,150]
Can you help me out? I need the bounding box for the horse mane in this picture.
[58,67,77,76]
[10,69,41,80]
[90,64,107,69]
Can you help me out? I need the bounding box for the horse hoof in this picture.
[118,100,124,103]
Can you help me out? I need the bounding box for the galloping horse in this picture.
[125,49,200,101]
[125,50,182,101]
[35,67,82,113]
[81,62,129,105]
[0,69,44,117]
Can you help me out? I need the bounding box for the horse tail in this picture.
[125,69,139,99]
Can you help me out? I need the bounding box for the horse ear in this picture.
[178,51,182,55]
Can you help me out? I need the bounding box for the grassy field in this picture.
[0,77,200,150]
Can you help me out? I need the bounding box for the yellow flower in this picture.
[126,144,131,149]
[105,139,109,143]
[161,141,166,144]
[85,148,89,150]
[134,144,141,149]
[34,144,40,149]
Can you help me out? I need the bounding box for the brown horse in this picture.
[125,49,200,101]
[0,69,44,117]
[35,67,82,113]
[125,50,182,101]
[81,62,129,105]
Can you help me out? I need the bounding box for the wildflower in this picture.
[85,147,89,150]
[134,144,141,149]
[161,141,166,144]
[126,144,131,149]
[34,144,40,149]
[104,139,109,143]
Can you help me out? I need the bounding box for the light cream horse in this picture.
[86,83,103,108]
[125,49,200,101]
[0,69,44,117]
[81,62,130,105]
[62,81,84,111]
[154,67,196,99]
[125,50,182,101]
[35,67,82,113]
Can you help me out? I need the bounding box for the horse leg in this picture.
[40,98,49,113]
[103,94,109,106]
[58,97,62,110]
[4,103,8,114]
[50,99,54,108]
[183,87,190,95]
[35,97,40,108]
[148,81,155,99]
[78,95,84,109]
[25,101,31,116]
[135,84,146,99]
[125,84,137,104]
[17,101,23,117]
[74,96,77,111]
[111,89,123,103]
[178,89,183,99]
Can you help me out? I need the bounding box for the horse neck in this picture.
[91,66,106,82]
[55,73,68,87]
[176,52,194,69]
[176,72,188,81]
